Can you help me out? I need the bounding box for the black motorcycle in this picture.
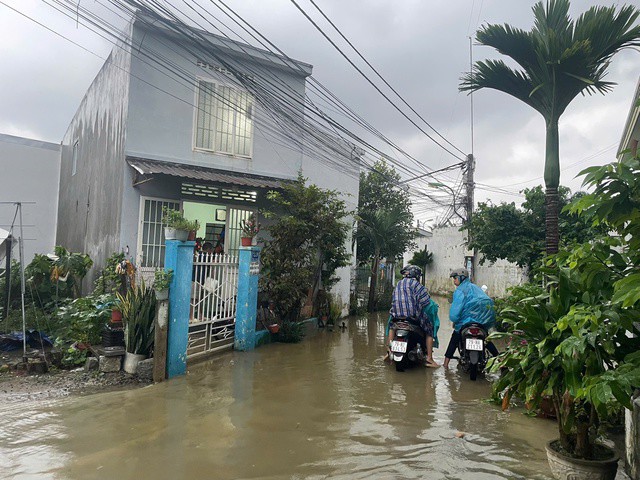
[458,323,489,381]
[389,318,426,372]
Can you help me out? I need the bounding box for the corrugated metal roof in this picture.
[127,157,285,189]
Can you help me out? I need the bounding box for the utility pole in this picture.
[464,153,475,224]
[464,154,476,282]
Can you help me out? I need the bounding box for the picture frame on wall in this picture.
[215,209,226,222]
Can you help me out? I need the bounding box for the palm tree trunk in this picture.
[544,117,560,255]
[545,188,560,255]
[368,256,380,312]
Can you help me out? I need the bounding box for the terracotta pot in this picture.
[545,440,618,480]
[188,230,196,241]
[241,237,253,247]
[111,308,122,322]
[267,324,280,334]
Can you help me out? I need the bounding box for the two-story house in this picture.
[57,13,358,306]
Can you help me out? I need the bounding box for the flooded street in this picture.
[1,298,559,479]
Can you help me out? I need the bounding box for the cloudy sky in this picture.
[1,0,638,225]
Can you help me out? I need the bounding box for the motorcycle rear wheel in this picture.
[469,362,478,381]
[395,356,408,372]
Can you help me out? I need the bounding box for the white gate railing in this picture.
[189,252,239,359]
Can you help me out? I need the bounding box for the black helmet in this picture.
[401,265,422,279]
[449,268,469,280]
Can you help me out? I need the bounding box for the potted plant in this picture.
[117,283,156,374]
[153,268,173,301]
[240,213,260,246]
[491,155,640,480]
[162,207,199,242]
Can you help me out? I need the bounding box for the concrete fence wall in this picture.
[423,226,528,298]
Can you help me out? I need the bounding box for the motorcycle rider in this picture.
[387,265,439,368]
[443,268,498,369]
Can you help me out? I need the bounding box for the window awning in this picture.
[127,157,286,189]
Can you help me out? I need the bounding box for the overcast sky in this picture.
[1,0,638,225]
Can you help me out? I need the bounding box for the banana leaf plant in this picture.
[117,283,156,356]
[490,153,640,460]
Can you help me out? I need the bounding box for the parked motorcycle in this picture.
[458,323,489,381]
[389,318,426,372]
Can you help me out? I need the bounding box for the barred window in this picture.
[195,80,253,157]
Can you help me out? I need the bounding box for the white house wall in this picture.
[125,23,310,180]
[57,23,133,287]
[424,225,527,297]
[0,134,60,262]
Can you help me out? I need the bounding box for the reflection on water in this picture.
[0,298,557,479]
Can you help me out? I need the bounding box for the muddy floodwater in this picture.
[1,298,564,479]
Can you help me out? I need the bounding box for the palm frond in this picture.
[476,24,537,71]
[460,60,550,115]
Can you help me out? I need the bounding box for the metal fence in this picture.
[189,252,239,359]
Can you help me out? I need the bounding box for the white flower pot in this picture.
[155,288,169,301]
[165,227,189,241]
[123,352,146,374]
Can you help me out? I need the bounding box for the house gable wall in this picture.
[56,24,133,288]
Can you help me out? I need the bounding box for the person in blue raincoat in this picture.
[443,268,498,368]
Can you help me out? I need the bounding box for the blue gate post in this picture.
[164,239,195,378]
[235,246,261,351]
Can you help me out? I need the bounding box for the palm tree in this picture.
[357,206,412,312]
[460,0,640,254]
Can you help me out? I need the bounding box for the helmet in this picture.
[449,268,469,280]
[401,265,422,279]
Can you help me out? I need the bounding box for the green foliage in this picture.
[491,153,640,459]
[356,160,416,262]
[153,269,173,291]
[409,248,433,270]
[240,213,260,238]
[117,284,156,356]
[260,174,351,323]
[466,186,604,272]
[275,319,305,343]
[59,343,88,367]
[349,292,366,317]
[93,252,125,295]
[53,293,115,346]
[162,206,199,231]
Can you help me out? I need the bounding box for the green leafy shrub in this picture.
[260,174,350,326]
[491,152,640,460]
[162,207,199,231]
[53,293,115,346]
[153,269,173,291]
[93,252,126,295]
[276,320,305,343]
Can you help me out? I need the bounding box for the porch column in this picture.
[164,240,195,378]
[235,246,261,351]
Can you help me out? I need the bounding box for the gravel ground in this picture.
[0,347,149,403]
[0,367,148,403]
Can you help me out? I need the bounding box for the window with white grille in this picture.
[195,80,253,158]
[138,198,180,268]
[72,140,78,176]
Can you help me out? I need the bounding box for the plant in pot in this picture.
[490,154,640,480]
[117,283,156,374]
[153,268,173,301]
[162,207,199,242]
[240,213,260,246]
